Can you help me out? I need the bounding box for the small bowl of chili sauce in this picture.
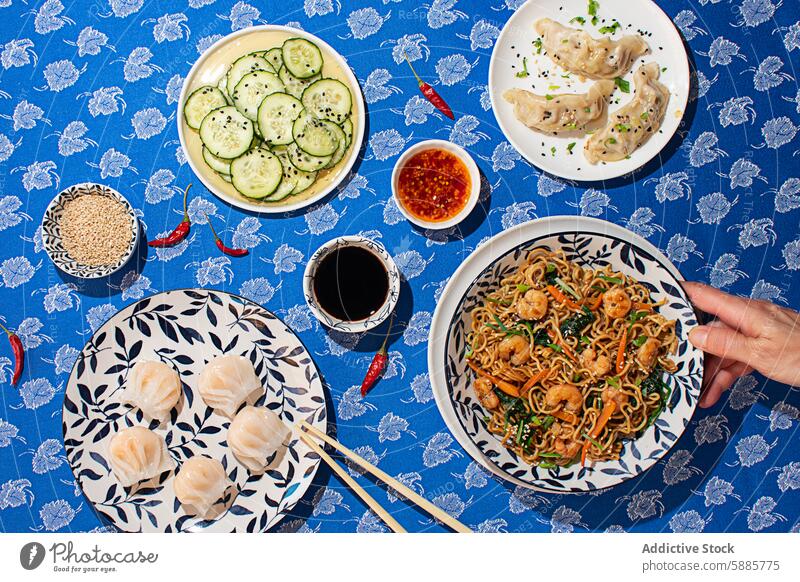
[391,139,480,230]
[303,235,401,333]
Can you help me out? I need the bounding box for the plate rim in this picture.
[487,0,691,182]
[427,216,703,492]
[177,24,366,214]
[61,287,328,531]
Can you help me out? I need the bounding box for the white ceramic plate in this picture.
[178,25,365,213]
[62,289,327,532]
[428,217,703,492]
[489,0,690,181]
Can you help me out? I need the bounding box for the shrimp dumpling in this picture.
[173,455,232,516]
[107,426,174,487]
[534,18,649,79]
[503,80,615,135]
[198,354,261,417]
[584,63,670,164]
[228,406,291,472]
[122,361,181,421]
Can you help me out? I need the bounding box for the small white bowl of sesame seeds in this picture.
[42,183,139,279]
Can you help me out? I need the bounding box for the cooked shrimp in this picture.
[554,438,582,459]
[603,288,632,319]
[579,347,611,377]
[545,383,583,412]
[602,385,629,409]
[637,337,661,369]
[516,289,548,320]
[473,377,499,410]
[498,334,531,365]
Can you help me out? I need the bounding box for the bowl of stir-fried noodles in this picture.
[429,216,703,492]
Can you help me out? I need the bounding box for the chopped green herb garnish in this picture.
[550,146,556,156]
[567,141,577,153]
[614,76,630,93]
[541,415,555,430]
[538,461,557,469]
[582,432,606,451]
[606,376,620,388]
[545,94,555,101]
[661,66,668,72]
[547,342,562,352]
[628,310,647,329]
[598,21,620,34]
[580,335,591,345]
[538,452,563,459]
[534,38,543,54]
[616,123,631,133]
[516,283,531,293]
[515,56,530,78]
[640,111,650,121]
[588,0,600,25]
[606,137,618,145]
[598,274,624,284]
[555,276,581,300]
[584,106,592,113]
[548,84,561,91]
[483,415,491,423]
[572,373,582,383]
[633,336,648,347]
[561,73,571,78]
[569,16,586,25]
[486,296,512,306]
[565,123,577,130]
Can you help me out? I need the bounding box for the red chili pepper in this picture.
[360,315,395,397]
[403,51,455,120]
[148,184,192,247]
[203,213,248,257]
[0,321,24,387]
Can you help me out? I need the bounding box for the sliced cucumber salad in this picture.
[184,37,355,203]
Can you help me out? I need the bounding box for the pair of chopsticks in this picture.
[296,421,471,533]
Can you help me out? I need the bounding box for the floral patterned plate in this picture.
[62,289,327,532]
[428,216,703,492]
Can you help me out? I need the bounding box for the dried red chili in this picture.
[360,314,395,397]
[204,213,248,257]
[403,51,454,120]
[0,321,24,387]
[148,184,192,247]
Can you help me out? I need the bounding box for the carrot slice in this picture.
[552,409,578,425]
[521,367,552,394]
[581,399,617,465]
[467,360,520,398]
[587,294,603,312]
[546,284,582,311]
[615,327,628,375]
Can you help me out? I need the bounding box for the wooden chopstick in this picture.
[299,421,472,533]
[296,429,407,533]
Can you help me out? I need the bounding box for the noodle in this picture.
[467,248,677,468]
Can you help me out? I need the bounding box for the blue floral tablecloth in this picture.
[0,0,799,534]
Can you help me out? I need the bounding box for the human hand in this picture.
[684,282,800,408]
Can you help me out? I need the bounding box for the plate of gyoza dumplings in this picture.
[489,0,690,181]
[61,289,328,532]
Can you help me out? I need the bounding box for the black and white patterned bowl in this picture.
[42,182,139,279]
[428,216,703,493]
[303,235,401,333]
[62,289,327,532]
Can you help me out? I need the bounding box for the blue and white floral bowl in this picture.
[42,182,139,279]
[428,216,704,493]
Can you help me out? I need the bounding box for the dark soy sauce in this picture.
[313,246,389,322]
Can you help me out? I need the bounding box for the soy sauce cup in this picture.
[303,236,400,333]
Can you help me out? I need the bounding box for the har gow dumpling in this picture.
[198,354,261,417]
[122,361,181,421]
[228,406,291,472]
[173,455,232,516]
[534,18,649,79]
[107,426,174,487]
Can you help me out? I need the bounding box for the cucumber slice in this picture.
[226,54,271,96]
[292,168,318,195]
[301,78,352,124]
[264,47,283,72]
[199,106,254,159]
[218,172,232,183]
[292,112,337,157]
[341,117,353,148]
[287,142,332,172]
[184,86,228,129]
[230,147,283,199]
[323,122,348,169]
[203,146,232,174]
[232,70,285,121]
[257,92,303,146]
[249,51,276,72]
[282,38,323,79]
[263,148,299,202]
[278,65,320,99]
[217,75,233,104]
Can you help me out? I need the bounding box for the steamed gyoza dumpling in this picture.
[228,406,291,472]
[122,361,181,421]
[503,80,615,135]
[584,63,670,164]
[173,455,232,516]
[198,354,261,417]
[534,18,649,79]
[107,426,174,487]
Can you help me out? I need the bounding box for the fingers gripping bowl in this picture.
[428,217,703,492]
[178,26,365,214]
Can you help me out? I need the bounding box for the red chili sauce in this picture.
[397,148,471,222]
